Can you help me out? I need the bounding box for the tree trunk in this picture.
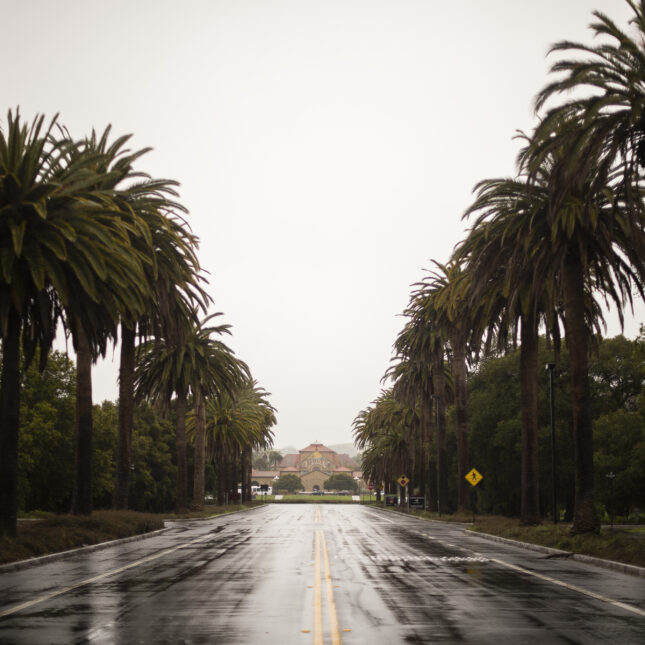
[432,352,448,515]
[72,325,93,515]
[562,253,599,533]
[452,339,470,512]
[0,309,21,537]
[175,389,188,513]
[114,323,135,510]
[424,394,437,512]
[215,441,225,505]
[191,389,206,510]
[242,445,253,502]
[520,311,541,525]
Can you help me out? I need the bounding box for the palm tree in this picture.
[455,174,562,525]
[134,313,247,511]
[386,316,438,504]
[394,299,451,514]
[101,138,208,510]
[57,127,162,515]
[195,379,276,504]
[353,389,416,496]
[413,261,477,511]
[525,0,645,533]
[460,125,637,531]
[532,0,645,208]
[0,110,151,531]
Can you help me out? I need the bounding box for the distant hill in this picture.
[328,442,360,460]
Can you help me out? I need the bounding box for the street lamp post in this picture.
[546,363,557,523]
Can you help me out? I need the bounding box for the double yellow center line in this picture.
[313,524,342,644]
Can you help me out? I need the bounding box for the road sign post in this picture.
[397,475,409,505]
[465,468,483,523]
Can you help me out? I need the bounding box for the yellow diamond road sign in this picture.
[466,468,483,487]
[397,475,409,487]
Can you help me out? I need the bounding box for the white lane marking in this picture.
[0,532,215,618]
[362,509,396,524]
[372,555,488,563]
[490,558,645,618]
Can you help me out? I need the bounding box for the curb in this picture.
[466,529,645,578]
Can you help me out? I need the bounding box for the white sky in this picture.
[4,0,643,449]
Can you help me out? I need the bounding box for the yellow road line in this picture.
[320,530,342,645]
[490,558,645,618]
[314,531,323,645]
[0,533,213,618]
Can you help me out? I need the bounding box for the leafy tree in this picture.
[17,351,76,512]
[323,473,357,493]
[275,473,302,493]
[267,450,283,469]
[253,453,270,470]
[130,403,177,512]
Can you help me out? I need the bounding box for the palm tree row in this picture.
[0,109,275,535]
[355,0,645,533]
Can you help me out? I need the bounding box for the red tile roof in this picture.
[300,443,334,453]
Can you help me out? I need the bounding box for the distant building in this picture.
[252,442,363,492]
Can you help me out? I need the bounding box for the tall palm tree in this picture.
[195,379,276,504]
[525,0,645,533]
[57,127,159,515]
[0,110,151,531]
[413,261,478,511]
[456,173,563,525]
[97,135,209,510]
[394,299,451,513]
[353,389,416,496]
[532,0,645,208]
[460,126,635,531]
[134,313,247,511]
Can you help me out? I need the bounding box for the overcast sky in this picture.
[4,1,643,450]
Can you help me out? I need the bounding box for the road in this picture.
[1,504,644,644]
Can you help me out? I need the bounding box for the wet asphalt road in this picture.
[1,504,644,644]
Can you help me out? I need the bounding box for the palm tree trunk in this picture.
[424,394,437,512]
[452,340,470,512]
[563,254,599,533]
[519,311,540,525]
[72,325,93,515]
[191,389,206,510]
[114,323,135,510]
[0,309,21,537]
[241,445,252,502]
[175,389,188,513]
[432,353,448,515]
